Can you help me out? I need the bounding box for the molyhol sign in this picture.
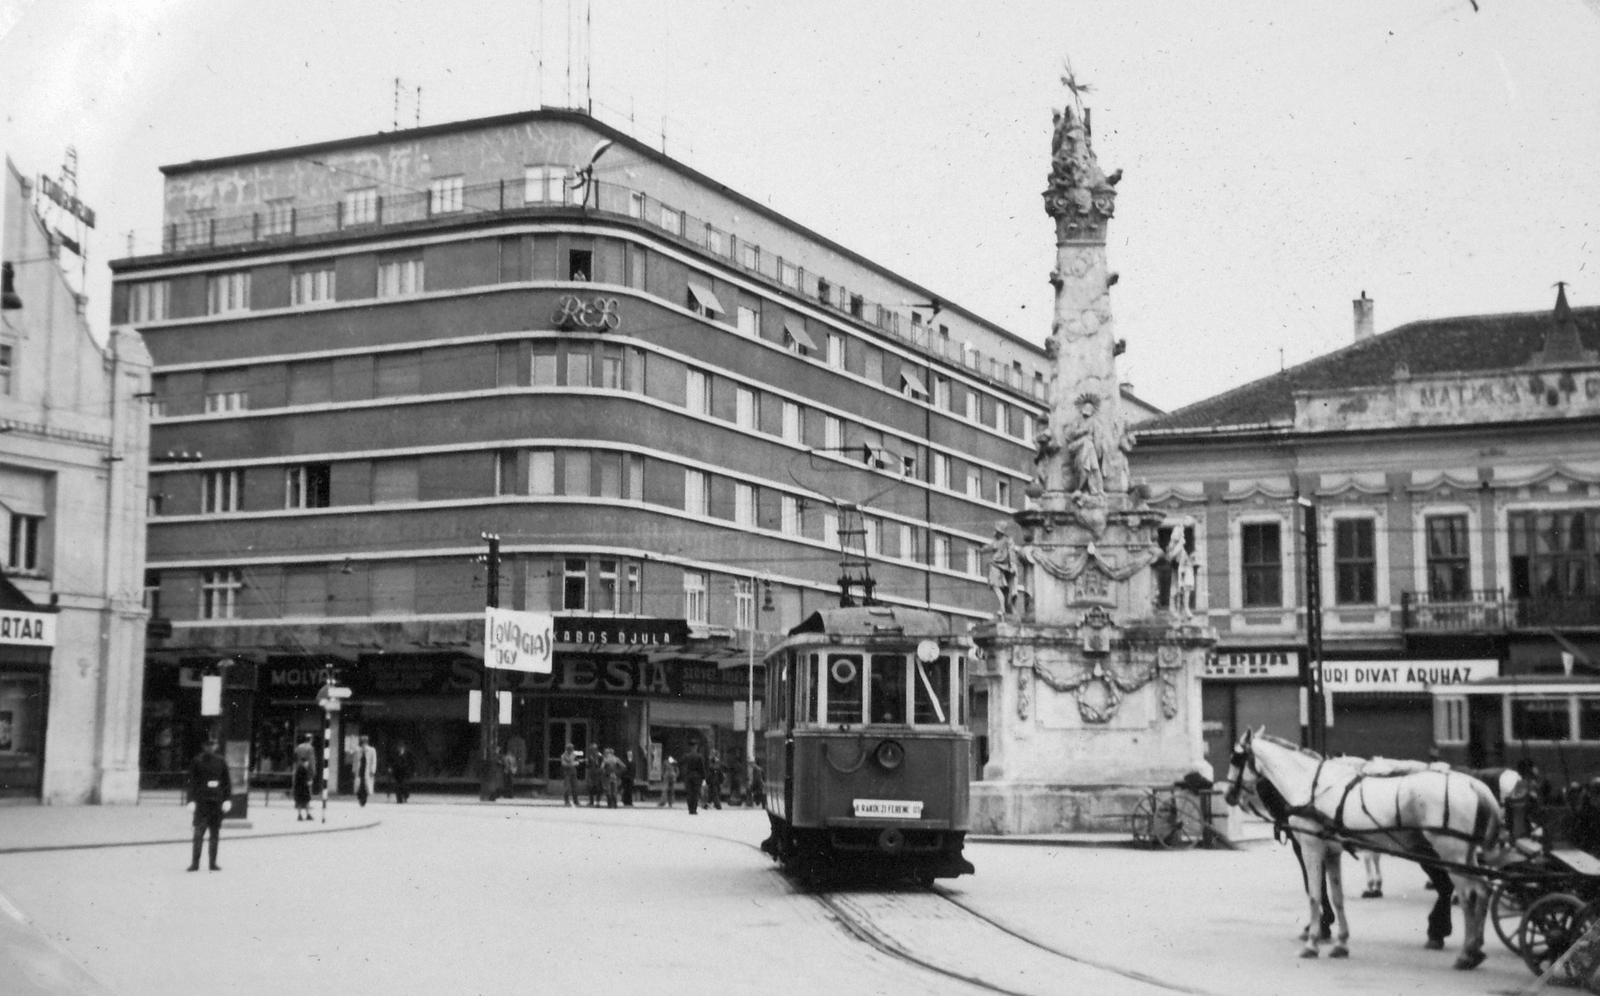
[1323,659,1498,693]
[485,607,553,673]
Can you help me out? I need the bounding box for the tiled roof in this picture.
[1141,296,1600,434]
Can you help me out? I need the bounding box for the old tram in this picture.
[760,606,976,883]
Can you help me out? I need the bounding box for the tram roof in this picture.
[785,606,960,642]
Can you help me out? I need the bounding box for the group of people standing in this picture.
[558,741,764,814]
[288,734,417,821]
[559,742,639,808]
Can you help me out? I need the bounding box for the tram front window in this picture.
[913,656,952,725]
[826,654,864,724]
[869,655,907,724]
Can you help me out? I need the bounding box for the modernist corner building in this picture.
[109,107,1104,793]
[1132,290,1600,778]
[1,157,152,803]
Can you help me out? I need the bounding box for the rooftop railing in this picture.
[155,175,1046,402]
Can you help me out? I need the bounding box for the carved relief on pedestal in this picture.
[1024,634,1191,726]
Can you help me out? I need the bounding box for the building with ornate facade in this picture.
[1,156,151,802]
[110,108,1070,794]
[1134,289,1600,778]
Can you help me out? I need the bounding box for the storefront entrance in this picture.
[0,662,48,798]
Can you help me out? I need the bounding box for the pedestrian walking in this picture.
[391,742,415,803]
[586,743,604,807]
[620,750,636,807]
[681,743,707,816]
[559,742,580,806]
[187,739,232,872]
[352,735,378,807]
[748,761,765,807]
[497,744,518,800]
[707,749,725,810]
[601,747,623,808]
[659,756,678,808]
[292,737,315,821]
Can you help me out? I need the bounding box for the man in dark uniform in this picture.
[188,739,232,872]
[681,743,707,815]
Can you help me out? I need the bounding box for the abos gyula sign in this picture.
[484,607,554,673]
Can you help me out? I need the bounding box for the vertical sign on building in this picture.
[1299,497,1326,751]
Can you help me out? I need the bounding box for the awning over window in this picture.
[784,322,818,351]
[900,369,928,397]
[687,283,724,315]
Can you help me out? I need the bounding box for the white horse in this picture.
[1226,729,1505,969]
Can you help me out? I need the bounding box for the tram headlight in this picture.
[874,739,905,771]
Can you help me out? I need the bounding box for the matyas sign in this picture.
[1323,659,1498,693]
[1298,365,1600,432]
[0,610,55,647]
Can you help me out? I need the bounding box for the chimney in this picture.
[1353,291,1374,342]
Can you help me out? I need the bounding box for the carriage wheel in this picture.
[1129,795,1158,847]
[1552,901,1600,985]
[1490,881,1540,955]
[1157,792,1206,850]
[1518,892,1587,976]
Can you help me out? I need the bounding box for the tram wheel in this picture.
[1518,892,1587,976]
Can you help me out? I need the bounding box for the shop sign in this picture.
[485,607,553,673]
[1323,659,1498,693]
[0,611,55,648]
[552,295,621,331]
[1205,650,1298,680]
[38,175,95,228]
[265,664,340,690]
[501,658,749,700]
[554,617,690,648]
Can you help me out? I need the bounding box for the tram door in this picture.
[547,719,592,780]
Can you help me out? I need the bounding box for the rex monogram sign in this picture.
[552,294,621,331]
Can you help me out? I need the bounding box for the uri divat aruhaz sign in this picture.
[1323,659,1498,693]
[485,607,554,673]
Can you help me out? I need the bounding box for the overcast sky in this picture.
[2,0,1598,412]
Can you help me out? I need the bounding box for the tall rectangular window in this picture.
[342,187,377,226]
[626,454,644,501]
[429,175,464,214]
[529,451,556,495]
[1241,522,1282,608]
[285,464,331,509]
[1509,510,1599,602]
[898,524,915,562]
[824,416,844,453]
[995,400,1008,433]
[206,271,251,315]
[600,346,623,389]
[740,243,759,270]
[735,578,754,631]
[204,391,248,413]
[1334,518,1377,605]
[1426,514,1472,600]
[965,389,980,423]
[565,349,591,387]
[524,166,569,204]
[200,569,243,620]
[262,198,293,237]
[823,512,840,549]
[781,496,802,536]
[129,281,169,322]
[737,306,758,338]
[735,388,757,430]
[863,518,879,557]
[735,483,757,527]
[596,560,618,613]
[563,450,591,497]
[563,558,588,611]
[933,454,951,490]
[624,564,641,614]
[0,344,11,395]
[531,350,558,386]
[597,453,623,498]
[684,469,709,516]
[203,469,243,514]
[966,470,982,500]
[781,402,802,445]
[6,514,40,572]
[1023,413,1036,443]
[686,369,710,416]
[290,263,336,306]
[933,535,951,570]
[684,572,707,623]
[826,334,845,369]
[933,377,950,410]
[996,478,1011,507]
[966,545,981,576]
[377,257,424,297]
[779,260,800,290]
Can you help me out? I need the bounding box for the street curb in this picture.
[0,818,382,856]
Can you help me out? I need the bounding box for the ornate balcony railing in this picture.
[1518,597,1600,630]
[1400,590,1514,633]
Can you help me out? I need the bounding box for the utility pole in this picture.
[479,532,501,801]
[1298,496,1326,753]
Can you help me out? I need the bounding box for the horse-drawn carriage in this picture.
[1226,728,1600,978]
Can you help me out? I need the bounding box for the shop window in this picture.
[563,559,588,611]
[6,513,41,572]
[869,655,907,724]
[1511,698,1570,741]
[1426,514,1471,600]
[1241,522,1282,607]
[1334,518,1376,605]
[1580,699,1600,742]
[827,653,864,724]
